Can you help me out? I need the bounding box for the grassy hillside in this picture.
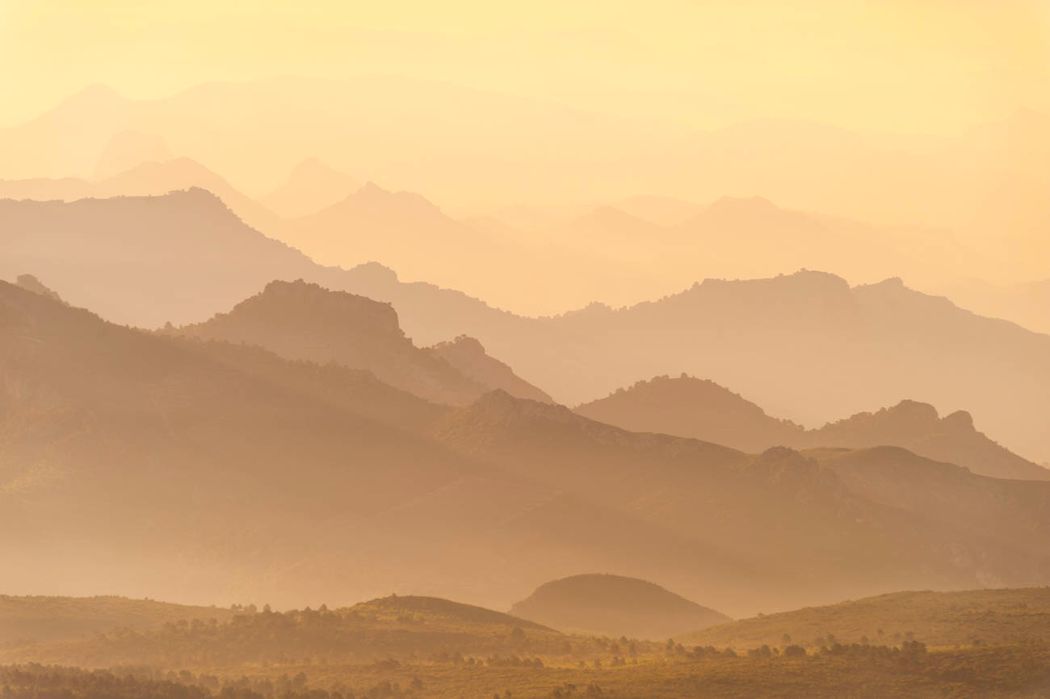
[680,588,1050,649]
[0,595,232,645]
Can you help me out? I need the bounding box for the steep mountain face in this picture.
[510,574,730,639]
[576,375,803,452]
[171,279,486,406]
[261,157,361,219]
[575,376,1048,481]
[427,336,553,403]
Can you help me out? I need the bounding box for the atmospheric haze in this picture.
[2,3,1050,698]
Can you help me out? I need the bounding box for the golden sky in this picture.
[2,0,1048,133]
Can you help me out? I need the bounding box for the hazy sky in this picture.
[3,0,1048,133]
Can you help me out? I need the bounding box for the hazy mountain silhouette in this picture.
[261,157,361,219]
[427,336,553,403]
[14,274,64,304]
[0,157,280,235]
[510,573,730,639]
[805,401,1050,481]
[443,272,1050,464]
[576,375,803,453]
[98,157,281,233]
[92,130,171,180]
[5,81,1049,256]
[577,376,1048,480]
[2,192,1049,464]
[945,277,1050,336]
[0,189,322,327]
[171,279,513,406]
[6,282,1050,615]
[431,392,1050,613]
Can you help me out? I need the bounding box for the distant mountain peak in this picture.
[15,274,64,304]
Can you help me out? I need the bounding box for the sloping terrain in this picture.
[511,574,730,639]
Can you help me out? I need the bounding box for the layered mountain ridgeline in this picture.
[510,574,730,640]
[681,588,1050,650]
[1,192,1046,461]
[0,595,232,645]
[169,280,549,406]
[6,277,1050,616]
[0,157,282,235]
[0,278,470,605]
[806,400,1049,481]
[0,595,564,668]
[577,376,1049,481]
[169,280,482,406]
[430,393,1050,613]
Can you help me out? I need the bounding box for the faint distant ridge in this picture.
[510,573,730,639]
[262,157,361,219]
[92,130,171,180]
[15,274,64,304]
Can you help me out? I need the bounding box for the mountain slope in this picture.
[510,574,730,639]
[427,335,553,403]
[804,401,1050,481]
[2,191,1049,463]
[431,393,1050,614]
[576,374,803,452]
[0,596,233,645]
[170,279,486,405]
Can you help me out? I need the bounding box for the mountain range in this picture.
[577,376,1050,481]
[2,190,1049,465]
[170,279,546,406]
[7,279,1050,617]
